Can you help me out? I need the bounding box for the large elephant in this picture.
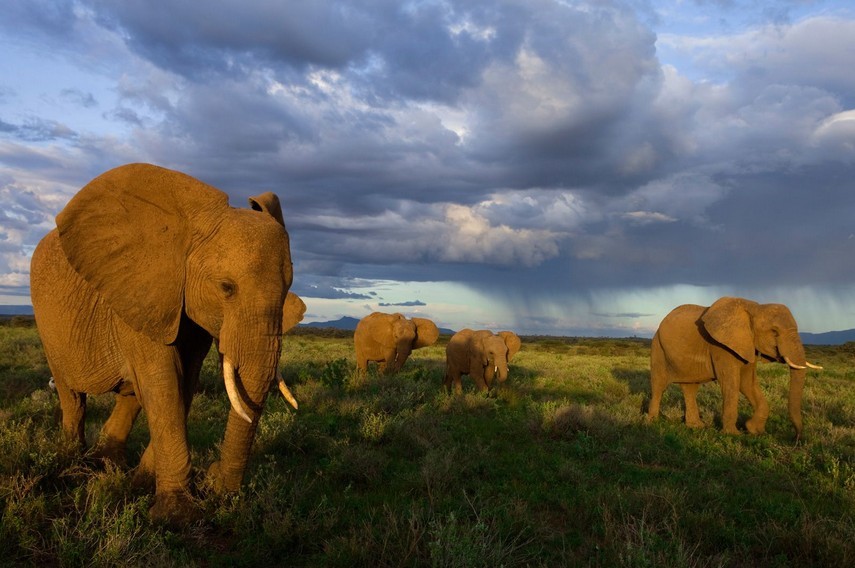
[444,329,521,393]
[30,163,299,523]
[354,312,439,374]
[648,296,821,439]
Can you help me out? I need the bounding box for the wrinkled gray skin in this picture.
[648,296,821,439]
[444,329,521,393]
[30,163,297,523]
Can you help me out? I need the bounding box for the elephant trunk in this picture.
[779,334,811,441]
[213,322,283,492]
[788,367,806,441]
[391,340,412,373]
[497,360,508,383]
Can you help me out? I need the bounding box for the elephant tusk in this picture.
[277,372,299,410]
[223,357,253,424]
[806,361,823,370]
[783,356,806,370]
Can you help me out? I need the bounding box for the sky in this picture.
[2,0,855,337]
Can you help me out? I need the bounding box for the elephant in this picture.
[647,296,822,439]
[353,312,440,374]
[30,163,299,523]
[444,329,521,393]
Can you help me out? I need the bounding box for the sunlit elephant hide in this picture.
[648,296,822,439]
[30,163,298,523]
[444,329,521,393]
[354,312,440,374]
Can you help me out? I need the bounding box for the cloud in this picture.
[290,278,373,301]
[379,300,426,307]
[591,311,656,319]
[620,211,677,225]
[2,1,855,334]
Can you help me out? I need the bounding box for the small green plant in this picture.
[319,358,351,388]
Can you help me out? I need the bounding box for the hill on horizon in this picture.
[301,316,456,335]
[4,305,854,344]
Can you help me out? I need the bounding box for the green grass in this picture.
[1,326,854,566]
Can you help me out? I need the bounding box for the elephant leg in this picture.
[125,346,196,523]
[647,386,664,423]
[93,391,141,466]
[471,369,488,393]
[719,374,741,434]
[647,338,668,422]
[444,369,463,395]
[382,348,398,374]
[442,369,452,391]
[679,383,704,428]
[741,364,768,434]
[54,378,87,449]
[136,339,208,488]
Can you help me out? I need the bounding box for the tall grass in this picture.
[1,328,854,566]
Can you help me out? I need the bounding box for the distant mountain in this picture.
[301,316,361,331]
[301,316,455,335]
[0,305,33,316]
[800,329,855,346]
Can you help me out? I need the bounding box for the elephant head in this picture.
[474,330,521,385]
[354,312,440,373]
[55,163,296,491]
[701,297,821,438]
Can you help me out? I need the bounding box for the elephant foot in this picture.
[721,425,742,435]
[745,416,767,435]
[206,461,242,494]
[89,441,128,468]
[149,490,201,525]
[130,445,157,489]
[684,418,705,429]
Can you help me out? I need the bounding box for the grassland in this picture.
[1,322,854,567]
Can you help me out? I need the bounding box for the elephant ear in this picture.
[249,191,294,287]
[282,292,306,333]
[249,192,285,227]
[498,331,521,361]
[56,163,229,344]
[412,317,439,348]
[701,297,755,363]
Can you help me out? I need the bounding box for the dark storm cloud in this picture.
[1,117,78,142]
[379,300,426,307]
[3,1,855,333]
[1,0,77,41]
[289,277,373,301]
[87,0,378,77]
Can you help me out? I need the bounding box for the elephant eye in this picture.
[219,280,236,298]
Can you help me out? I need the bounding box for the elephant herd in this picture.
[27,164,823,523]
[352,311,522,393]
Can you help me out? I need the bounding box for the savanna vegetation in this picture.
[1,321,854,567]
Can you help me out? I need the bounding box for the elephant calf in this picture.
[648,296,821,438]
[444,329,521,393]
